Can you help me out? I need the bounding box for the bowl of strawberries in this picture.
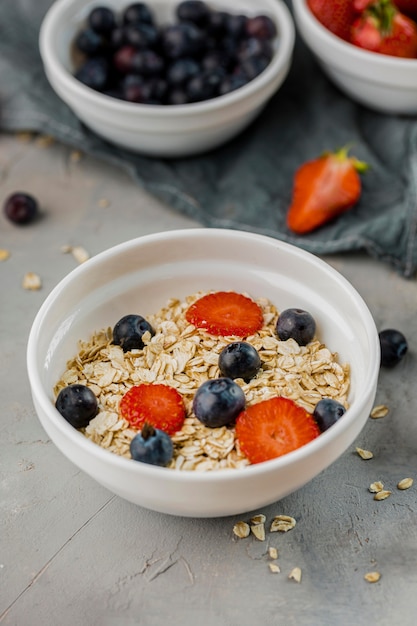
[27,228,380,517]
[292,0,417,114]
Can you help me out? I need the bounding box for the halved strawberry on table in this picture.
[119,383,186,435]
[286,147,368,235]
[235,396,321,464]
[307,0,356,40]
[185,291,264,337]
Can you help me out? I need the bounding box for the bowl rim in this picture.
[292,0,417,69]
[26,228,381,483]
[39,0,295,117]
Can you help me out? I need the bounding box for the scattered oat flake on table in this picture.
[0,249,10,261]
[364,571,381,583]
[250,523,266,541]
[369,481,384,493]
[374,490,391,501]
[268,547,278,560]
[98,197,110,208]
[370,405,389,419]
[288,567,302,583]
[270,515,296,532]
[233,521,250,539]
[71,246,90,264]
[70,150,83,163]
[356,447,373,460]
[22,272,41,290]
[269,563,281,573]
[16,131,33,142]
[397,477,413,490]
[250,513,266,525]
[36,134,55,148]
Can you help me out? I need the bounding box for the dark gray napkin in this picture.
[2,0,417,277]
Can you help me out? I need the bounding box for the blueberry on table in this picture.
[113,314,155,351]
[219,342,261,382]
[379,329,408,367]
[313,398,346,432]
[276,308,316,346]
[4,192,38,224]
[192,378,245,427]
[55,384,98,428]
[130,423,173,466]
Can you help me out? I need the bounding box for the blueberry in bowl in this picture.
[39,0,295,156]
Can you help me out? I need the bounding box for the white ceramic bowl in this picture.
[27,229,380,517]
[292,0,417,114]
[39,0,294,157]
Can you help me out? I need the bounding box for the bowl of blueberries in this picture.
[39,0,295,156]
[27,228,381,517]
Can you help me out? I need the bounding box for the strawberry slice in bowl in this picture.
[236,396,321,464]
[185,291,264,337]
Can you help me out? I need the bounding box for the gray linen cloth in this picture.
[1,0,417,277]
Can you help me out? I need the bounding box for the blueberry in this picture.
[124,23,159,49]
[225,14,248,40]
[55,384,98,428]
[218,342,261,382]
[113,45,137,74]
[239,55,271,80]
[276,308,316,346]
[161,23,205,59]
[176,1,210,26]
[186,73,217,102]
[206,10,228,38]
[379,329,408,367]
[166,58,200,86]
[75,57,109,90]
[113,314,155,351]
[130,423,173,466]
[4,192,38,224]
[218,73,249,96]
[245,15,277,40]
[75,28,105,56]
[122,74,153,102]
[134,49,165,76]
[88,7,116,35]
[313,398,346,432]
[123,3,154,26]
[193,378,245,427]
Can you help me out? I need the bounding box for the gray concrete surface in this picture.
[1,132,416,626]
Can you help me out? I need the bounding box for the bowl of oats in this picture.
[27,228,380,517]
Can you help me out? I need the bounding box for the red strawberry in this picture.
[307,0,356,40]
[350,0,417,57]
[185,291,264,337]
[286,147,368,235]
[235,396,320,464]
[119,383,185,435]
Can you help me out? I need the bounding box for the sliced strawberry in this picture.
[185,291,264,337]
[286,147,368,235]
[235,396,320,464]
[307,0,356,40]
[119,383,185,435]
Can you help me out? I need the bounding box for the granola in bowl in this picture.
[53,291,350,471]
